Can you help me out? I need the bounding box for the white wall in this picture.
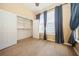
[33,20,39,39]
[0,10,17,50]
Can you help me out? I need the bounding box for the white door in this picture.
[33,20,39,39]
[0,10,17,50]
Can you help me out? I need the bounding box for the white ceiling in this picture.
[24,3,62,14]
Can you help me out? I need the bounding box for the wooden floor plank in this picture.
[0,38,77,56]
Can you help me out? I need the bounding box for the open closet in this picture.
[0,10,33,50]
[17,16,33,40]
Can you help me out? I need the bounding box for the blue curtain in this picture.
[36,14,40,19]
[55,5,64,44]
[70,3,79,30]
[44,11,47,40]
[68,3,79,47]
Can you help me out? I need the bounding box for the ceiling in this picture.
[24,3,62,14]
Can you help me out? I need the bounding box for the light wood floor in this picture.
[0,38,77,56]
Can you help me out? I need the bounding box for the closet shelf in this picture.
[17,28,32,30]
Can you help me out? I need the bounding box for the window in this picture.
[39,13,44,33]
[46,10,55,35]
[74,26,79,43]
[39,10,55,35]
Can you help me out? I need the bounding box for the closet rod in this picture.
[17,15,32,21]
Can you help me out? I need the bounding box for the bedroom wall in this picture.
[0,3,35,20]
[62,4,71,43]
[0,3,72,43]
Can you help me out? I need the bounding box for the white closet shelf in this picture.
[17,28,32,30]
[17,22,24,24]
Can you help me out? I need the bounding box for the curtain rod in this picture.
[48,3,67,11]
[36,3,68,15]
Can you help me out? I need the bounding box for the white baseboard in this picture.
[64,43,72,46]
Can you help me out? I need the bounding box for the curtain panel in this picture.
[44,11,47,40]
[68,3,79,47]
[55,5,64,44]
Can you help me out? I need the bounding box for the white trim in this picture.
[64,43,72,46]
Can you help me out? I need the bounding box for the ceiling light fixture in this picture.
[35,3,39,7]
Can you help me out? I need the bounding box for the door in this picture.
[0,10,17,50]
[33,20,39,39]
